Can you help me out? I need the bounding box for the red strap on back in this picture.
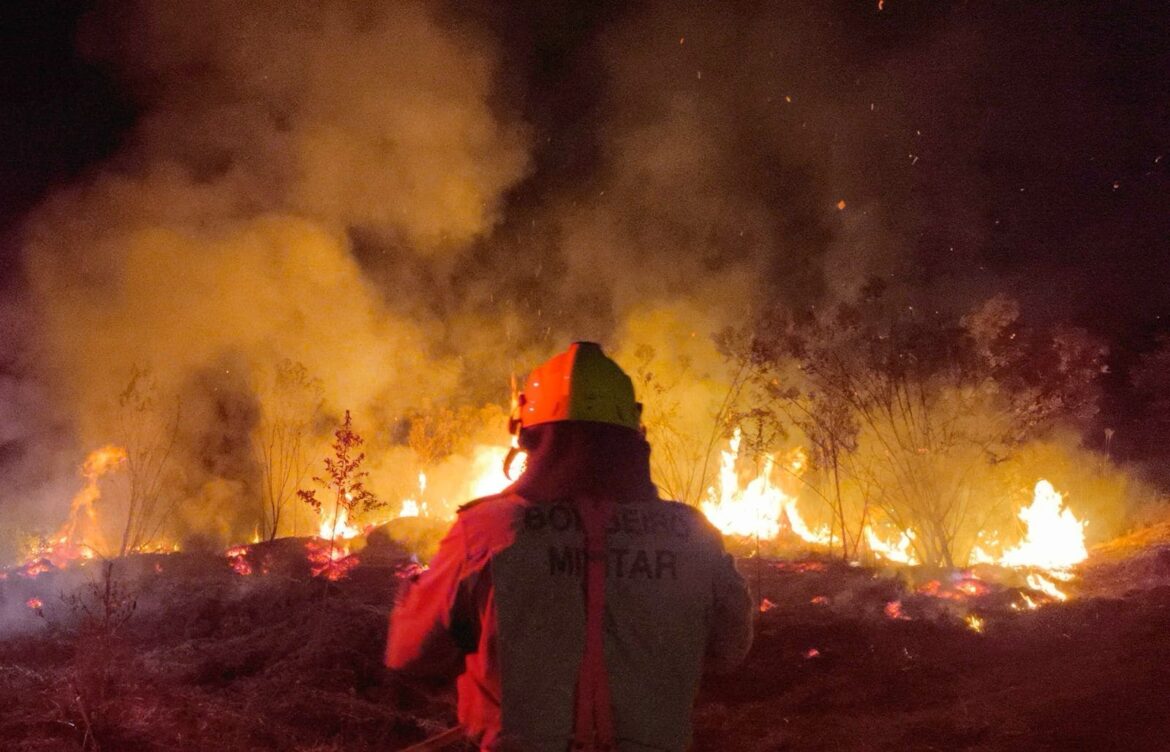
[572,495,614,751]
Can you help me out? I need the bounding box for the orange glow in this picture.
[998,480,1088,571]
[884,600,910,620]
[19,446,126,576]
[226,545,253,576]
[700,429,829,544]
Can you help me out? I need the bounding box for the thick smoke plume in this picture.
[3,1,1157,559]
[11,0,530,554]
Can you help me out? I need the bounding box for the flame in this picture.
[700,432,1089,589]
[864,527,918,565]
[1012,592,1038,611]
[18,446,127,576]
[396,471,428,519]
[226,545,253,576]
[884,600,911,620]
[317,503,362,541]
[1025,572,1069,602]
[965,614,985,633]
[467,445,523,499]
[56,445,127,558]
[700,429,829,543]
[999,480,1087,571]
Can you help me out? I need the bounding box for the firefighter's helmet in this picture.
[509,342,642,436]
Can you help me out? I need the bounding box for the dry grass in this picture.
[2,537,1169,751]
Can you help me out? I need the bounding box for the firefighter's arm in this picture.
[385,519,476,678]
[706,547,754,673]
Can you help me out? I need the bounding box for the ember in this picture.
[916,573,991,602]
[225,545,253,576]
[884,600,910,620]
[305,538,360,581]
[773,561,828,573]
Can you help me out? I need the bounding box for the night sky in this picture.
[1,0,1168,475]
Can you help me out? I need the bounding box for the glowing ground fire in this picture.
[696,431,1090,600]
[12,429,1089,604]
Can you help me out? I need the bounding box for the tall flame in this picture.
[998,480,1088,571]
[699,429,829,544]
[699,429,1089,595]
[25,445,128,572]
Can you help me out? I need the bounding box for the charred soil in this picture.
[1,541,1169,751]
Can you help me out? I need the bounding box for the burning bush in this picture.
[715,291,1109,569]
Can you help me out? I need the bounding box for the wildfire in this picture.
[701,429,1090,601]
[15,446,126,577]
[225,545,253,576]
[397,472,428,519]
[467,445,521,499]
[998,480,1088,571]
[864,527,918,565]
[14,426,1092,623]
[700,429,828,543]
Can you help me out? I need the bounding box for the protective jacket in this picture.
[386,422,753,751]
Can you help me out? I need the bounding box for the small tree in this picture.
[298,411,383,551]
[253,360,324,540]
[630,342,753,506]
[115,367,181,557]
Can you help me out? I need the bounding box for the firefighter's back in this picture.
[464,492,750,752]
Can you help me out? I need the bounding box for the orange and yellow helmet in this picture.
[509,342,642,436]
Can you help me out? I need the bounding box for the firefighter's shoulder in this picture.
[456,491,522,515]
[454,493,526,551]
[665,498,727,540]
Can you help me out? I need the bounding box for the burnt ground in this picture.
[1,532,1169,752]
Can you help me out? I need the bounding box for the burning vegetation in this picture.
[3,289,1170,750]
[2,0,1170,749]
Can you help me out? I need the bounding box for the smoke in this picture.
[3,0,1153,558]
[9,0,529,551]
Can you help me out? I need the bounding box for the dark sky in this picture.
[0,0,133,271]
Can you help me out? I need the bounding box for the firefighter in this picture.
[386,342,753,752]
